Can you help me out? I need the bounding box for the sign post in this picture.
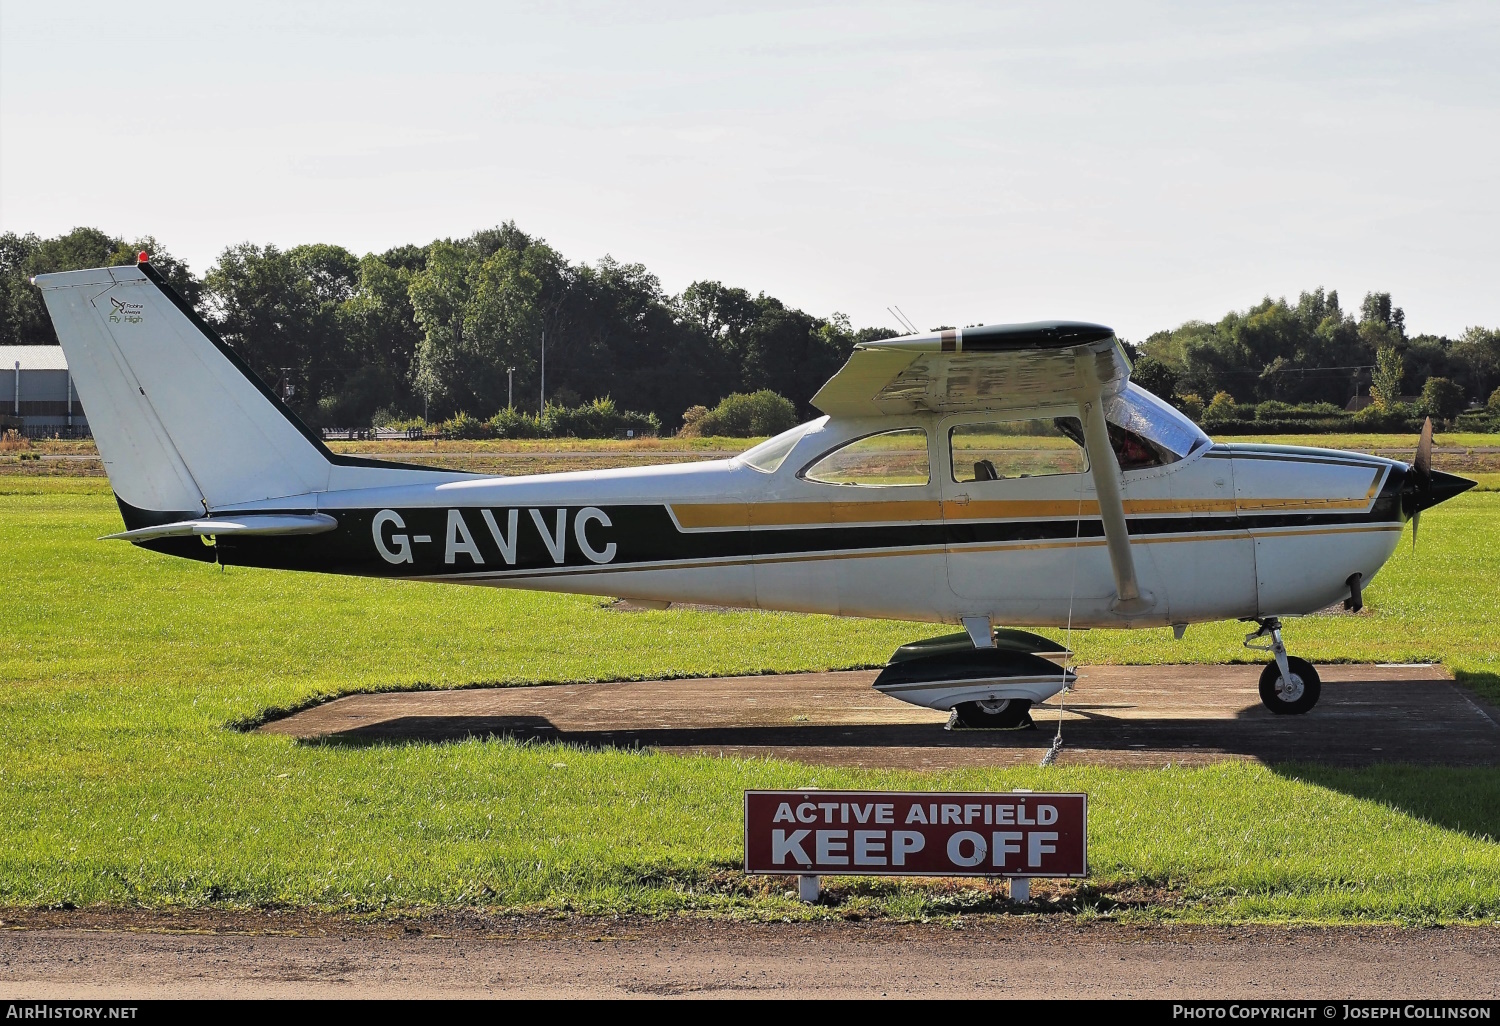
[745,790,1087,902]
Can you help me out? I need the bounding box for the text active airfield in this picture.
[744,791,1087,877]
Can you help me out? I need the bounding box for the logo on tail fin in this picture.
[108,297,144,324]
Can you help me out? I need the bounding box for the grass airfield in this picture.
[1,447,1499,924]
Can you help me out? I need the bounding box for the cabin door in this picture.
[940,413,1117,620]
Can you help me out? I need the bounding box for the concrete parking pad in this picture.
[260,664,1500,769]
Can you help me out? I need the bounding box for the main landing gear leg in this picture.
[1244,618,1321,714]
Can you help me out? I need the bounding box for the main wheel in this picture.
[952,699,1034,729]
[1258,657,1321,714]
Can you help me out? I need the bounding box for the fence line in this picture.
[320,427,426,441]
[7,424,93,440]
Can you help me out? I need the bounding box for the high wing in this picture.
[814,320,1150,614]
[811,321,1129,418]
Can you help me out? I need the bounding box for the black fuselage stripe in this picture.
[144,487,1406,579]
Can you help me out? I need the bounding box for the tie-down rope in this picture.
[1040,408,1090,767]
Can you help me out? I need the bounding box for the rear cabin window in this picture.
[803,428,930,486]
[950,419,1088,483]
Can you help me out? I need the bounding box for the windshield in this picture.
[738,420,817,473]
[1105,383,1209,461]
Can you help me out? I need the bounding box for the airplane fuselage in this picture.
[135,414,1411,630]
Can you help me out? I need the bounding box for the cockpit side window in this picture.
[1108,423,1170,470]
[1100,383,1211,469]
[950,418,1088,482]
[1050,405,1189,472]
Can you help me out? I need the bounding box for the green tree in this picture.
[1203,391,1240,422]
[1419,377,1465,424]
[408,234,570,419]
[1131,355,1178,399]
[686,390,798,437]
[1140,288,1367,406]
[1369,345,1405,411]
[675,280,762,397]
[1452,327,1500,402]
[408,241,486,418]
[203,242,360,422]
[672,283,870,419]
[323,251,428,424]
[557,255,693,422]
[1359,292,1405,349]
[1174,392,1205,422]
[739,301,851,416]
[1403,334,1457,396]
[1,228,198,346]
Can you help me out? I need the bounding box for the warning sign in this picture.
[744,790,1086,878]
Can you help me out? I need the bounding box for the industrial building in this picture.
[0,345,88,437]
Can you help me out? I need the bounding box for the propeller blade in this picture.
[1400,419,1474,550]
[1411,417,1434,551]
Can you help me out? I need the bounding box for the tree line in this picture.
[0,225,891,433]
[3,226,1498,435]
[1134,288,1500,428]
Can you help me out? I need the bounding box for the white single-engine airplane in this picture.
[35,259,1474,727]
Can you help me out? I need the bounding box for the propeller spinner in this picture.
[1402,417,1476,549]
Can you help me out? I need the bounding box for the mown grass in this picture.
[1,477,1498,922]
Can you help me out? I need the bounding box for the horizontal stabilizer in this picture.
[102,513,338,542]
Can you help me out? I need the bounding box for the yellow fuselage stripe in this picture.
[670,491,1381,529]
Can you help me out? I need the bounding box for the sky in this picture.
[2,1,1497,341]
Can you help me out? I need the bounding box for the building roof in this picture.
[1345,393,1421,412]
[0,346,69,371]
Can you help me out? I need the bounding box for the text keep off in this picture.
[744,790,1087,878]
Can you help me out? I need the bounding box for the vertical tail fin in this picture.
[33,261,457,522]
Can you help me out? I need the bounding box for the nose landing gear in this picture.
[1245,618,1322,714]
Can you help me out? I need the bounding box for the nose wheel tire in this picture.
[951,699,1035,729]
[1258,657,1321,714]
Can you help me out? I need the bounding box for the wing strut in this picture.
[1076,352,1152,614]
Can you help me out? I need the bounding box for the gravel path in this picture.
[1,914,1497,999]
